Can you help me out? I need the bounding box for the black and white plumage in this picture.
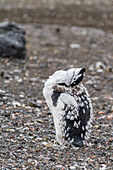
[43,68,93,147]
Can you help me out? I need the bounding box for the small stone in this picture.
[46,143,51,147]
[12,101,21,106]
[94,125,100,129]
[97,111,105,114]
[4,112,10,117]
[29,78,37,82]
[70,43,80,49]
[107,113,113,119]
[0,89,6,94]
[19,94,24,98]
[42,141,48,146]
[0,102,3,105]
[55,165,63,168]
[14,75,20,80]
[28,101,39,107]
[70,166,76,170]
[111,106,113,112]
[17,78,23,82]
[3,73,11,79]
[95,62,106,70]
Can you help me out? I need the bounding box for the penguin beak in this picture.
[79,68,86,75]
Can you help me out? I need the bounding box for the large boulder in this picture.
[0,21,26,58]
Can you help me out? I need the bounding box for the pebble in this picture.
[12,101,21,106]
[19,94,24,98]
[95,62,106,70]
[55,165,63,168]
[42,141,48,146]
[70,166,76,169]
[0,89,6,94]
[28,101,41,108]
[29,78,37,82]
[17,78,23,82]
[70,43,80,49]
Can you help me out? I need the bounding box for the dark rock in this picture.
[28,101,42,108]
[3,72,12,79]
[55,28,60,33]
[0,70,4,77]
[49,157,56,162]
[0,21,26,58]
[17,145,24,150]
[4,112,10,117]
[47,112,52,115]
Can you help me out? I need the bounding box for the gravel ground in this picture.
[0,23,113,169]
[1,0,113,32]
